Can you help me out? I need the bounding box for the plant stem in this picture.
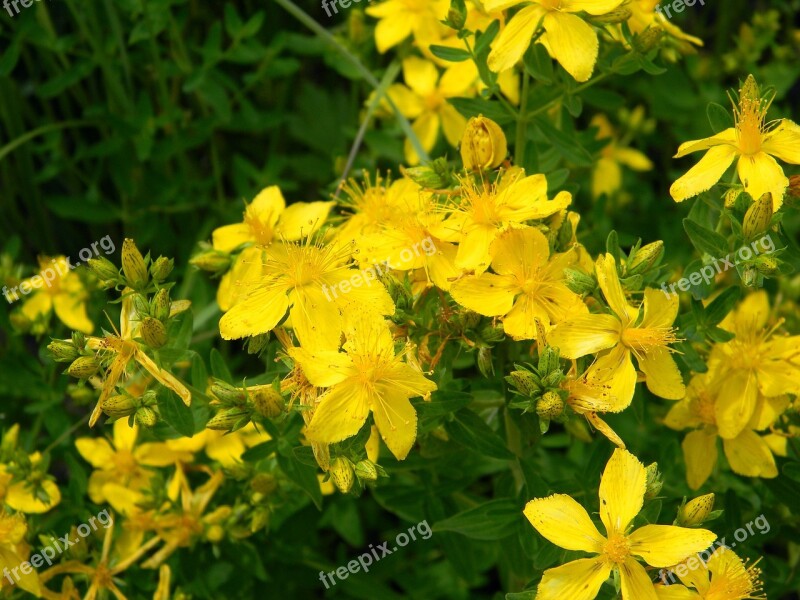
[514,72,531,166]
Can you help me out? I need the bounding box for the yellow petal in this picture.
[288,347,354,387]
[212,223,252,252]
[305,384,371,444]
[670,145,738,202]
[637,348,685,400]
[405,112,440,165]
[0,546,41,596]
[384,362,438,398]
[219,284,290,340]
[542,12,599,82]
[664,399,699,431]
[387,83,425,118]
[619,557,658,600]
[673,129,736,157]
[402,56,439,98]
[6,479,61,514]
[714,371,758,439]
[596,254,637,323]
[599,448,646,535]
[762,119,800,164]
[594,345,637,410]
[536,558,612,600]
[641,287,679,330]
[628,524,717,568]
[19,291,52,321]
[654,584,701,600]
[523,494,606,553]
[440,101,468,147]
[75,437,116,468]
[250,186,286,225]
[593,156,622,198]
[565,0,625,15]
[488,6,543,73]
[682,429,718,490]
[614,147,654,171]
[737,151,789,210]
[371,383,418,460]
[490,226,549,276]
[503,295,551,340]
[547,314,621,359]
[722,430,778,478]
[113,417,137,451]
[276,201,335,241]
[52,292,93,334]
[289,286,345,350]
[373,13,413,53]
[455,224,497,272]
[450,273,517,316]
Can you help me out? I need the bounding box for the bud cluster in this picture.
[505,347,569,433]
[206,378,287,433]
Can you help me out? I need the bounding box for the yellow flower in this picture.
[218,239,395,350]
[590,114,654,199]
[165,424,271,467]
[289,315,437,460]
[432,168,571,273]
[0,425,61,514]
[18,256,93,333]
[670,75,800,209]
[0,510,41,597]
[388,57,474,165]
[665,369,788,489]
[654,547,764,600]
[613,0,703,49]
[705,290,800,439]
[451,227,587,339]
[366,0,449,53]
[213,186,334,311]
[486,0,625,81]
[76,419,192,504]
[549,254,685,406]
[525,448,716,600]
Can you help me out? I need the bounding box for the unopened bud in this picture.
[677,493,715,527]
[211,380,245,404]
[564,268,596,295]
[121,239,148,289]
[354,460,378,481]
[627,241,664,275]
[460,116,507,171]
[402,165,447,189]
[633,26,664,53]
[250,507,270,533]
[135,406,159,428]
[206,408,249,431]
[788,175,800,199]
[102,394,138,419]
[444,0,467,30]
[150,256,173,282]
[536,391,565,419]
[151,289,170,322]
[537,347,561,375]
[644,463,663,499]
[506,370,541,397]
[140,317,167,349]
[329,457,354,493]
[86,257,118,283]
[742,265,760,287]
[755,255,778,275]
[589,6,632,24]
[477,346,494,377]
[48,339,80,363]
[206,525,225,543]
[743,192,773,239]
[190,250,231,274]
[723,186,744,209]
[250,473,277,495]
[249,386,284,418]
[246,333,270,355]
[67,356,99,379]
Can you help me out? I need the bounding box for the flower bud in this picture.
[86,257,118,282]
[354,460,378,481]
[329,457,354,493]
[677,493,715,527]
[72,331,86,349]
[249,385,284,418]
[206,408,249,431]
[121,239,149,289]
[589,6,632,24]
[150,256,173,282]
[460,116,507,171]
[206,524,225,543]
[506,370,541,397]
[151,289,171,322]
[190,250,231,274]
[743,192,773,239]
[755,255,778,275]
[102,394,138,419]
[536,391,565,419]
[633,26,664,53]
[788,175,800,199]
[67,356,100,379]
[135,406,159,428]
[48,339,80,363]
[742,265,760,287]
[563,268,596,295]
[250,473,277,495]
[477,346,494,377]
[140,317,167,349]
[537,347,561,376]
[211,380,245,405]
[402,165,448,189]
[644,463,663,499]
[723,186,744,209]
[444,0,467,30]
[627,241,664,275]
[250,507,270,533]
[246,333,270,355]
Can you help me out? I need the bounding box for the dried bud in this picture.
[627,241,664,275]
[506,370,541,397]
[135,406,159,428]
[250,473,277,495]
[140,317,167,349]
[249,385,284,418]
[121,239,149,289]
[48,339,80,363]
[67,356,99,379]
[329,457,354,493]
[788,175,800,199]
[477,346,494,377]
[190,250,231,274]
[536,391,565,419]
[460,116,507,171]
[206,408,250,431]
[644,463,663,499]
[102,394,138,419]
[150,256,173,282]
[354,460,378,482]
[151,289,171,322]
[563,268,596,295]
[677,493,715,527]
[86,257,118,283]
[743,192,773,239]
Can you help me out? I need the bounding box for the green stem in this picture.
[0,120,95,162]
[515,71,531,166]
[274,0,429,163]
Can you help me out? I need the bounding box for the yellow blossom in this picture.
[18,256,93,334]
[654,547,764,600]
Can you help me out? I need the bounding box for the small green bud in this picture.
[206,408,249,431]
[86,257,118,284]
[589,6,632,24]
[121,239,149,289]
[329,457,354,493]
[354,460,378,482]
[633,25,664,53]
[506,370,542,397]
[444,0,467,30]
[140,317,167,349]
[151,288,171,322]
[477,346,494,378]
[676,493,715,527]
[149,256,174,282]
[755,255,779,275]
[402,165,448,189]
[627,241,664,276]
[135,406,159,428]
[249,385,284,418]
[250,473,277,495]
[246,333,270,355]
[644,463,663,499]
[48,339,80,363]
[67,356,100,379]
[102,394,138,419]
[536,391,565,419]
[211,380,245,405]
[564,268,596,295]
[250,507,270,533]
[190,250,231,274]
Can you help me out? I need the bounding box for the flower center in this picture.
[732,75,771,157]
[602,533,631,564]
[540,0,563,10]
[244,208,276,246]
[690,392,717,426]
[620,325,677,357]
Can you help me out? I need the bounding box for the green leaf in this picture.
[416,390,472,418]
[523,43,554,84]
[473,20,500,55]
[683,218,729,258]
[429,45,471,63]
[445,408,514,460]
[705,287,741,325]
[707,102,733,134]
[158,390,195,437]
[210,349,233,383]
[278,453,322,510]
[534,118,593,166]
[241,440,278,462]
[434,499,521,540]
[449,97,515,125]
[0,42,21,77]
